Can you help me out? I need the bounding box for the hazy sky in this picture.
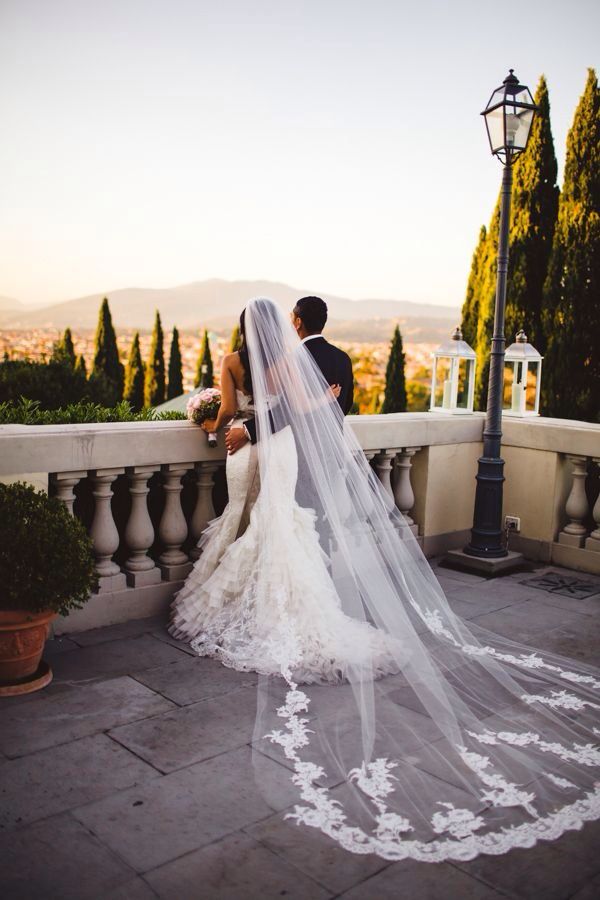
[1,0,598,309]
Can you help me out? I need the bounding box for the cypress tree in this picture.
[167,326,184,399]
[465,76,560,409]
[230,323,241,352]
[542,69,600,422]
[381,325,407,414]
[52,327,76,367]
[461,225,487,350]
[144,310,166,407]
[124,332,145,411]
[505,75,559,353]
[194,329,214,388]
[74,354,87,379]
[91,298,124,406]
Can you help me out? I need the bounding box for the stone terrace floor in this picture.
[1,560,600,900]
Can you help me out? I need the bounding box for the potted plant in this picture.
[0,482,98,695]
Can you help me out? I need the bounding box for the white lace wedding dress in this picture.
[169,299,600,864]
[169,392,403,683]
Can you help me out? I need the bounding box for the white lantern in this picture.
[430,327,476,415]
[503,330,543,417]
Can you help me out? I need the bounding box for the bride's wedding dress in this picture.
[169,298,600,864]
[169,396,403,683]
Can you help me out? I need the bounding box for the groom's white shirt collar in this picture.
[301,334,324,344]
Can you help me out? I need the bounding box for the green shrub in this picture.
[0,398,186,425]
[0,482,98,614]
[0,358,99,408]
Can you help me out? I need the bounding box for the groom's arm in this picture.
[243,416,257,444]
[340,355,354,415]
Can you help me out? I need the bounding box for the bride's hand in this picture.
[201,419,218,433]
[330,384,341,399]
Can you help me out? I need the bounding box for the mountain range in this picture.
[0,279,460,342]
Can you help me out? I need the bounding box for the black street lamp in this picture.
[461,70,538,568]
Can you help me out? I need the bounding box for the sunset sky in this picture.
[1,0,598,309]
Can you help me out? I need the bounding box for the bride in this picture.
[170,297,600,863]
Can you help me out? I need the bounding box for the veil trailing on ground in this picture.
[243,297,600,862]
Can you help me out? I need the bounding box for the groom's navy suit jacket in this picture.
[244,335,354,444]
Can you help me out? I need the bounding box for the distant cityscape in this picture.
[0,327,435,412]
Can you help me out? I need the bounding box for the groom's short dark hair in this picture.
[294,296,328,333]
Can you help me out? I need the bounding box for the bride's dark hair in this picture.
[238,308,253,399]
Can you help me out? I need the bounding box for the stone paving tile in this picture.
[144,831,332,899]
[452,838,600,900]
[569,872,600,900]
[44,635,80,655]
[132,655,258,706]
[73,746,299,873]
[49,634,190,684]
[431,563,489,585]
[337,858,505,899]
[246,800,389,893]
[468,599,579,644]
[529,590,600,618]
[527,618,600,667]
[0,733,159,831]
[0,812,136,900]
[0,675,175,757]
[68,614,168,647]
[109,685,257,773]
[101,878,160,899]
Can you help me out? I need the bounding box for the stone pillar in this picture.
[189,461,220,561]
[89,468,127,592]
[585,457,600,552]
[123,465,161,586]
[373,449,397,500]
[51,470,86,515]
[393,447,421,536]
[558,455,590,548]
[158,463,194,581]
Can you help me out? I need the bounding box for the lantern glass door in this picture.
[434,357,452,409]
[456,358,473,410]
[525,362,540,412]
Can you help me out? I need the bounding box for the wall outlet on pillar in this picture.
[504,515,521,533]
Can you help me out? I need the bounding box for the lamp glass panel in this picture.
[456,358,471,409]
[525,363,539,412]
[434,357,451,407]
[485,107,505,152]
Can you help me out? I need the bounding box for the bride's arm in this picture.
[202,355,237,433]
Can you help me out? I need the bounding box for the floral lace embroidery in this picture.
[522,690,600,711]
[458,748,537,815]
[546,774,577,790]
[467,729,600,766]
[431,804,485,840]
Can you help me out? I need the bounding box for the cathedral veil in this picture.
[242,297,600,861]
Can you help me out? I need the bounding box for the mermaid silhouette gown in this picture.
[168,390,402,683]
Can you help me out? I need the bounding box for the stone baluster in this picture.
[558,455,590,548]
[158,462,194,580]
[123,466,161,586]
[585,457,600,553]
[189,461,220,560]
[89,468,127,592]
[51,470,86,515]
[373,449,398,499]
[393,447,422,536]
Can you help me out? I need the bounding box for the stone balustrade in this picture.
[1,412,598,633]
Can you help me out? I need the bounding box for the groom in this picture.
[225,295,354,454]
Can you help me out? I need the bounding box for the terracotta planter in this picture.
[0,610,57,685]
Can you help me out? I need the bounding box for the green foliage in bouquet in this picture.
[0,482,98,614]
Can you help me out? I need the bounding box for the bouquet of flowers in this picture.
[186,388,221,446]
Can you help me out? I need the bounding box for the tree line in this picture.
[49,299,231,411]
[461,69,599,422]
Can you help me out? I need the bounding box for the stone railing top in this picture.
[1,412,598,476]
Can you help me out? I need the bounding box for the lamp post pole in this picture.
[464,162,513,558]
[445,69,538,574]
